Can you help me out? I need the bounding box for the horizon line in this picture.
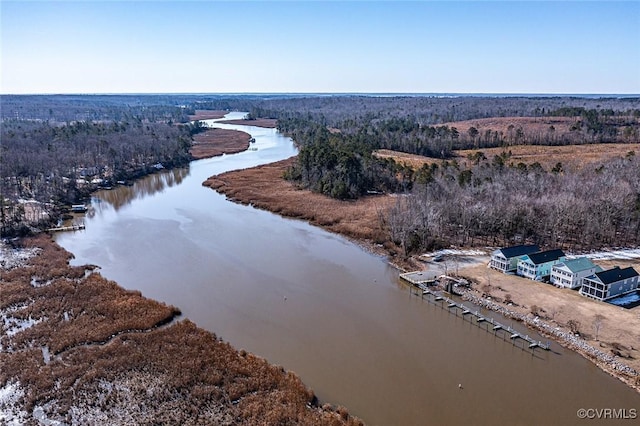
[2,91,639,98]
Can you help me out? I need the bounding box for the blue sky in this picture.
[2,1,639,94]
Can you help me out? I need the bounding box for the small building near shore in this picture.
[579,266,639,301]
[517,249,566,281]
[550,257,602,289]
[489,244,540,273]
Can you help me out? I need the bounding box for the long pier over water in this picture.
[400,272,550,353]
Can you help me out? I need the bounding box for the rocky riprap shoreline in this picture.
[460,290,639,390]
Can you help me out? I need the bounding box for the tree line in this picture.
[384,153,640,255]
[280,119,412,199]
[1,118,194,236]
[0,94,196,123]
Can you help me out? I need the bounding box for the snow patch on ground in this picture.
[608,291,640,307]
[0,381,28,425]
[31,276,54,288]
[569,248,640,261]
[0,241,41,271]
[425,249,488,257]
[2,314,44,337]
[33,404,68,426]
[1,302,45,352]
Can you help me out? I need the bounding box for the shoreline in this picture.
[458,288,640,392]
[204,154,640,395]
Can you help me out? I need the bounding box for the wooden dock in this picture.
[399,271,437,286]
[405,278,550,353]
[47,223,85,232]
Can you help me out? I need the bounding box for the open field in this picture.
[190,128,252,160]
[456,143,640,170]
[442,116,580,136]
[441,116,639,141]
[0,235,362,425]
[376,143,640,171]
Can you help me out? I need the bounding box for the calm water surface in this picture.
[57,113,639,425]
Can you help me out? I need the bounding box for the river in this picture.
[56,112,639,425]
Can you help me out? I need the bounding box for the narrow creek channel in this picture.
[56,112,640,425]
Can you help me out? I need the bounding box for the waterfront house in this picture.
[550,257,602,289]
[579,266,639,301]
[489,244,540,273]
[517,249,566,281]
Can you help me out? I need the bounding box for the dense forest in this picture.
[384,153,640,254]
[0,96,206,236]
[0,94,198,123]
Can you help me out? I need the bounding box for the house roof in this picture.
[498,244,540,259]
[553,257,598,273]
[525,249,565,265]
[595,267,639,285]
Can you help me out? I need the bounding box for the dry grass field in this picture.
[376,143,640,171]
[441,116,580,136]
[0,235,363,425]
[457,143,640,170]
[190,128,252,159]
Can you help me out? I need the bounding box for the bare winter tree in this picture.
[593,314,606,341]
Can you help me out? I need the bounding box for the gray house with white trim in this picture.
[579,266,639,301]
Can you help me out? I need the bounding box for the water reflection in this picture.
[94,167,190,211]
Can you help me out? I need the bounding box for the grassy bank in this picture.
[202,156,413,266]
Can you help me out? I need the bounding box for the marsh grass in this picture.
[1,235,362,425]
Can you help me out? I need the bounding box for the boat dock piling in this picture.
[401,274,550,353]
